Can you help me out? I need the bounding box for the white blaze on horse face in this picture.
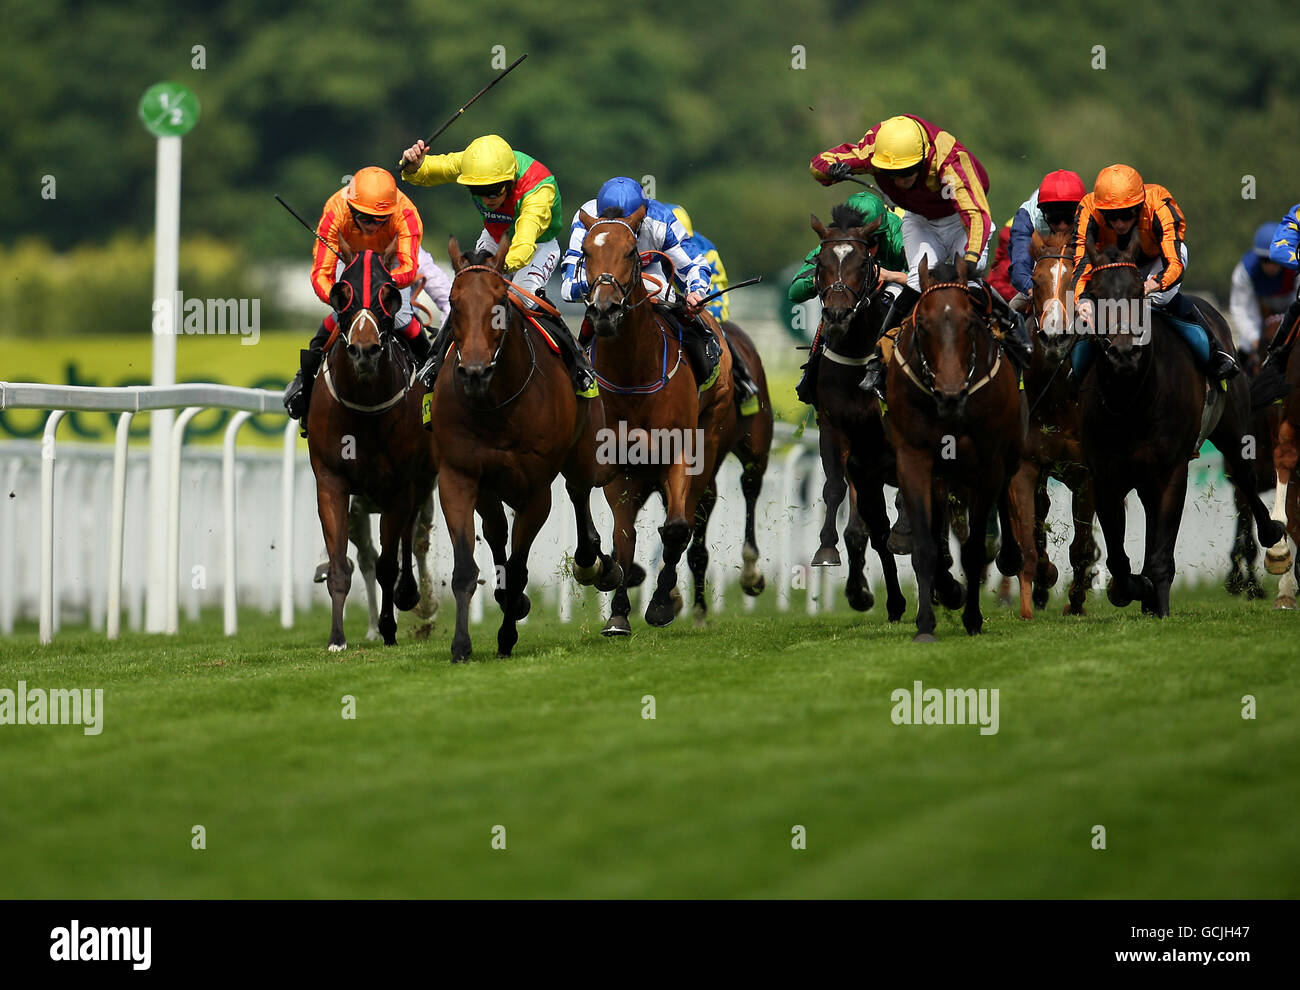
[1040,259,1069,337]
[346,309,380,344]
[593,232,608,248]
[832,244,852,262]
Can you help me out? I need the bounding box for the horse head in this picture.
[1030,229,1074,361]
[446,232,514,400]
[913,254,982,420]
[328,244,402,381]
[811,208,882,348]
[578,203,648,338]
[1085,238,1147,375]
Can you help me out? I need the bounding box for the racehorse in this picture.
[579,204,761,634]
[1076,241,1285,616]
[1258,318,1300,608]
[432,235,620,662]
[885,255,1033,641]
[307,248,435,650]
[810,419,875,610]
[807,210,907,619]
[1010,230,1099,613]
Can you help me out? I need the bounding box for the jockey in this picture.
[411,246,453,329]
[282,167,427,427]
[1007,169,1086,305]
[399,133,597,398]
[788,189,909,404]
[561,177,761,416]
[1068,164,1238,385]
[810,113,1032,394]
[988,220,1016,303]
[1229,222,1297,362]
[666,204,730,322]
[1261,203,1300,371]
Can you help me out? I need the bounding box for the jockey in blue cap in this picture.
[561,177,760,414]
[1229,222,1297,363]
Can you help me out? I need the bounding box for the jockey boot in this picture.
[528,289,599,398]
[727,338,761,416]
[1261,298,1300,372]
[1161,293,1238,383]
[407,324,432,367]
[858,347,887,397]
[418,320,454,389]
[857,284,920,397]
[794,331,823,406]
[675,310,723,389]
[283,318,333,432]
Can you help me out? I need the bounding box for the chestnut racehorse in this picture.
[885,256,1034,641]
[579,204,762,634]
[1011,230,1099,613]
[308,249,435,650]
[431,235,621,662]
[1076,242,1284,616]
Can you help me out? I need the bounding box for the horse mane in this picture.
[1043,229,1071,251]
[599,206,626,220]
[927,259,963,284]
[830,203,867,230]
[463,248,494,266]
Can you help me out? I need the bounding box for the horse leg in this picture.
[960,489,996,635]
[497,487,551,658]
[859,477,905,621]
[1030,470,1054,609]
[375,494,413,646]
[1277,550,1299,610]
[1226,488,1250,595]
[315,473,353,651]
[394,494,421,614]
[437,469,480,662]
[1065,476,1098,615]
[1215,414,1288,560]
[898,452,938,641]
[566,475,622,592]
[348,499,381,642]
[814,427,847,566]
[646,461,692,628]
[1095,480,1142,609]
[739,447,768,595]
[412,492,438,631]
[843,502,874,612]
[1265,418,1295,573]
[932,488,964,610]
[603,482,648,636]
[687,484,717,625]
[1004,467,1038,621]
[1138,467,1188,618]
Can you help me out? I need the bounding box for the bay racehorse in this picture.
[1076,241,1285,616]
[307,249,435,650]
[1011,230,1099,613]
[432,235,620,662]
[808,210,907,619]
[1258,317,1300,608]
[580,204,764,634]
[885,255,1034,641]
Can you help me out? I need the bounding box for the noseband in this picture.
[897,279,1001,402]
[816,237,880,322]
[583,218,650,318]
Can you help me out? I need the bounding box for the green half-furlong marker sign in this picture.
[138,82,200,138]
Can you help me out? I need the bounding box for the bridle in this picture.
[320,264,416,415]
[895,279,1002,402]
[582,218,659,320]
[1030,250,1073,335]
[816,237,880,325]
[446,263,538,411]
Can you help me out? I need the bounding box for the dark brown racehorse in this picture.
[808,211,907,618]
[579,204,753,634]
[431,235,621,662]
[1259,318,1300,608]
[1010,230,1099,613]
[885,256,1033,641]
[1077,241,1285,616]
[308,249,435,650]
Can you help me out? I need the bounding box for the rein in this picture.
[894,280,1002,402]
[321,310,417,415]
[816,236,880,324]
[447,263,540,412]
[588,310,684,395]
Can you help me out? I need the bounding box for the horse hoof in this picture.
[1260,521,1288,550]
[913,632,938,644]
[451,645,471,663]
[645,598,677,627]
[939,581,965,611]
[313,561,329,583]
[1274,595,1298,611]
[1246,580,1266,601]
[887,528,913,556]
[1032,587,1049,610]
[995,546,1022,578]
[693,604,707,629]
[1043,562,1059,587]
[1106,579,1131,608]
[494,589,531,619]
[811,546,842,567]
[1265,543,1292,575]
[1064,602,1086,617]
[887,597,907,623]
[670,587,684,615]
[741,574,766,597]
[845,583,874,612]
[964,616,983,636]
[395,581,420,613]
[625,563,647,588]
[364,627,381,642]
[571,557,601,585]
[602,615,632,636]
[328,642,347,653]
[596,559,624,592]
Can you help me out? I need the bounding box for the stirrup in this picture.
[858,355,885,395]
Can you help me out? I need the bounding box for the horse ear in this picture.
[336,239,355,265]
[918,254,931,286]
[626,204,647,230]
[810,214,829,240]
[491,234,511,271]
[578,208,597,229]
[859,216,883,239]
[378,282,402,319]
[955,254,968,283]
[1030,231,1044,261]
[448,235,466,272]
[1119,239,1141,264]
[328,280,352,313]
[382,236,399,273]
[1085,229,1101,266]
